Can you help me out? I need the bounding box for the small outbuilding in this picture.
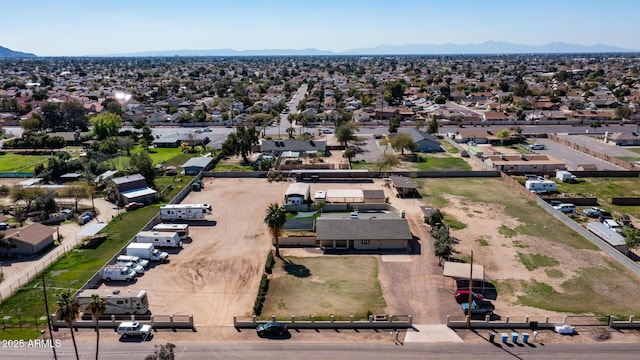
[181,157,214,175]
[389,175,418,198]
[284,183,311,204]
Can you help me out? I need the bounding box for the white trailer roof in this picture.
[443,261,485,281]
[325,189,364,203]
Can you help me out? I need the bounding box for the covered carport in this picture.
[442,261,487,294]
[75,223,108,247]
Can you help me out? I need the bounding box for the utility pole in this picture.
[42,275,58,360]
[466,250,474,329]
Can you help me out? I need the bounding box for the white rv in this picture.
[152,223,189,239]
[77,289,149,315]
[525,177,557,193]
[136,231,182,248]
[160,204,212,221]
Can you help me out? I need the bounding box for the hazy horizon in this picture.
[2,0,640,56]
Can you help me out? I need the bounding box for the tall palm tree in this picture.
[85,294,107,360]
[264,203,287,258]
[55,289,80,360]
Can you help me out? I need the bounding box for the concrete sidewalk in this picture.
[404,324,464,343]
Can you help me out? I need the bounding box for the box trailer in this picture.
[136,231,182,248]
[152,223,189,239]
[77,289,149,315]
[126,243,169,262]
[160,203,212,221]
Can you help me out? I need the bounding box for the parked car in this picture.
[619,215,632,226]
[599,211,614,222]
[553,203,575,214]
[125,202,145,211]
[461,300,495,316]
[117,321,152,338]
[0,222,9,230]
[529,143,545,150]
[603,219,623,233]
[454,290,485,304]
[582,207,603,218]
[256,322,288,337]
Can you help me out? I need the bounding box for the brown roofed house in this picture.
[2,223,57,256]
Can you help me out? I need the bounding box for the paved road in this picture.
[7,341,640,360]
[554,134,640,158]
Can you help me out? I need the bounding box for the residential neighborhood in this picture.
[3,51,640,358]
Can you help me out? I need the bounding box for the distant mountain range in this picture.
[0,45,37,58]
[108,41,639,57]
[1,41,639,58]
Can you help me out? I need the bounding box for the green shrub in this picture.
[253,274,270,315]
[265,251,276,274]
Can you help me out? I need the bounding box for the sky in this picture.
[2,0,640,56]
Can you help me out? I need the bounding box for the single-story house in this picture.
[259,139,327,157]
[397,128,443,153]
[107,174,157,205]
[389,175,418,198]
[152,134,182,148]
[181,157,214,175]
[607,132,640,146]
[2,223,57,256]
[484,154,567,173]
[315,212,412,250]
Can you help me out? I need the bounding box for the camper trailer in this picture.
[152,223,189,239]
[136,231,182,248]
[160,204,212,221]
[525,177,557,193]
[77,289,149,315]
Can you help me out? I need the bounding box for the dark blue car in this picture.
[256,322,288,337]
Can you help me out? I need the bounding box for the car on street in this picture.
[454,289,485,304]
[582,207,603,218]
[117,321,152,338]
[256,322,289,337]
[125,202,145,211]
[529,143,545,150]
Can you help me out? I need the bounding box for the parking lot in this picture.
[530,138,624,171]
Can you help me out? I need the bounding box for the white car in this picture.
[117,321,152,338]
[529,144,545,150]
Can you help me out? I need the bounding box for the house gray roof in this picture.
[181,157,214,169]
[152,133,182,144]
[398,128,443,152]
[110,174,146,185]
[363,190,385,200]
[260,139,326,153]
[389,175,417,190]
[315,217,412,241]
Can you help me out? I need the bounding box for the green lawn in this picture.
[213,158,253,172]
[0,153,48,172]
[438,140,459,154]
[103,146,189,170]
[261,256,386,321]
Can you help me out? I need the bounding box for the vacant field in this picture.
[420,177,640,318]
[262,256,385,320]
[413,155,472,171]
[104,146,192,170]
[0,153,48,172]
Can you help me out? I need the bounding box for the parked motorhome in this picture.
[160,204,212,221]
[77,289,149,315]
[152,223,189,239]
[136,231,182,248]
[126,243,169,262]
[525,177,557,193]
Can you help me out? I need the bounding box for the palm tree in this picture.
[85,294,107,360]
[55,289,80,360]
[264,203,287,258]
